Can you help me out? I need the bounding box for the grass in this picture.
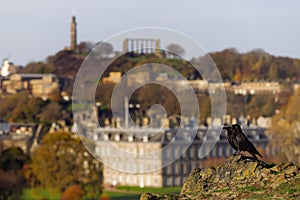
[278,179,300,195]
[213,188,231,193]
[21,186,181,200]
[102,186,181,200]
[22,188,60,200]
[101,191,140,200]
[240,185,264,192]
[116,186,182,194]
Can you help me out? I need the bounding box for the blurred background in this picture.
[0,1,299,199]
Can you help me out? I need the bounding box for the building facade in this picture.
[0,73,59,99]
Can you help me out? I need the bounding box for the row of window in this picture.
[164,144,236,161]
[105,174,160,187]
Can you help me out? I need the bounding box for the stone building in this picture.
[102,72,122,84]
[231,81,281,95]
[0,73,59,99]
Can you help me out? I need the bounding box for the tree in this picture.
[61,185,84,200]
[0,147,30,200]
[94,42,114,58]
[0,170,24,200]
[31,131,103,198]
[96,82,116,109]
[39,102,62,123]
[0,147,30,173]
[246,93,276,118]
[166,44,185,58]
[270,89,300,165]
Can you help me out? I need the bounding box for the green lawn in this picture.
[22,188,60,200]
[102,186,181,200]
[116,186,181,194]
[21,186,181,200]
[101,191,140,200]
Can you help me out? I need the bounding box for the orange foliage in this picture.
[61,185,84,200]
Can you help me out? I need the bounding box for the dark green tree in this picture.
[0,147,30,173]
[0,147,30,200]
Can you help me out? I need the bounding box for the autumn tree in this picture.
[39,102,62,123]
[94,42,114,58]
[166,44,185,58]
[246,93,276,118]
[31,131,103,198]
[270,89,300,165]
[61,185,84,200]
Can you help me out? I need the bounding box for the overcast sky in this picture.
[1,0,300,66]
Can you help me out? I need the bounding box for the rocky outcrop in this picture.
[140,155,300,199]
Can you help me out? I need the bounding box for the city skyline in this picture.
[1,0,300,66]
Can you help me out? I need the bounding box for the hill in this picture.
[19,45,300,83]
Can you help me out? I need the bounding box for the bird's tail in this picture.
[254,149,263,158]
[257,151,263,158]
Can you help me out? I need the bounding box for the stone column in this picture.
[145,39,148,54]
[140,39,144,54]
[70,16,77,50]
[131,39,134,53]
[155,39,160,56]
[135,39,139,53]
[123,39,128,53]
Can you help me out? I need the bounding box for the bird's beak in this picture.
[223,126,230,130]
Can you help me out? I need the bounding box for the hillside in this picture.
[19,45,300,83]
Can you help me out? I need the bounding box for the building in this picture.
[88,126,277,187]
[126,71,150,86]
[231,81,281,95]
[1,59,17,77]
[0,73,59,99]
[0,120,10,135]
[102,72,122,84]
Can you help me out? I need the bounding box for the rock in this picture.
[140,155,300,199]
[140,192,183,200]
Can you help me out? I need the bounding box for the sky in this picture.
[1,0,300,66]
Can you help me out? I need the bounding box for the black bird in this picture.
[223,124,263,160]
[222,125,239,155]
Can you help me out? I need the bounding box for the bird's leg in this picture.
[236,150,241,156]
[232,150,238,156]
[251,153,259,161]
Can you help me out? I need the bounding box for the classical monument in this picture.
[70,15,77,50]
[123,38,161,56]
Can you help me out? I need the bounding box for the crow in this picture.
[223,124,263,160]
[222,125,239,155]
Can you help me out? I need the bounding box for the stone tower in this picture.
[70,15,77,50]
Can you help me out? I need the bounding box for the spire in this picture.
[70,15,77,50]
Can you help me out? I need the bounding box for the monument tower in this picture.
[70,15,77,50]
